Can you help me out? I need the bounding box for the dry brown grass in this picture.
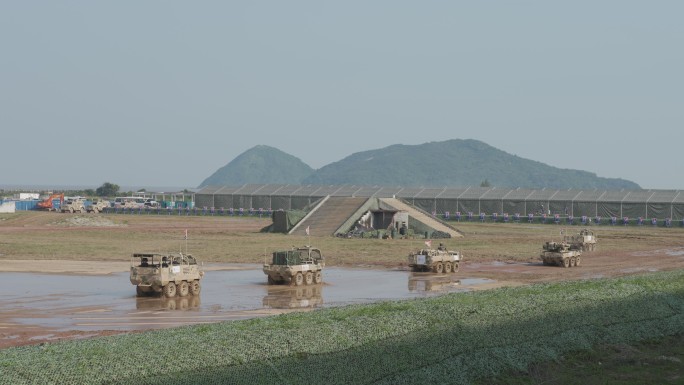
[0,212,682,267]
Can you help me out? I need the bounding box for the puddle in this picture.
[0,266,498,332]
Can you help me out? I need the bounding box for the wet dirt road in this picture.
[0,265,493,347]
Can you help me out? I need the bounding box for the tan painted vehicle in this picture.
[60,198,87,213]
[87,199,110,213]
[408,244,462,273]
[263,246,324,286]
[130,252,204,297]
[564,229,597,251]
[540,241,582,267]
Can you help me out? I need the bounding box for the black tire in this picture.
[164,282,177,298]
[136,285,149,297]
[444,262,452,273]
[189,280,201,295]
[177,281,189,297]
[304,272,313,285]
[294,272,304,286]
[435,262,444,274]
[314,271,322,284]
[267,275,276,285]
[453,262,460,272]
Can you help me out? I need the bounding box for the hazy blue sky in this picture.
[1,2,682,189]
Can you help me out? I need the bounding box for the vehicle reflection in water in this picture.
[262,284,323,309]
[407,273,461,292]
[135,295,201,311]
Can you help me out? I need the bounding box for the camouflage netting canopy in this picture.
[197,184,684,221]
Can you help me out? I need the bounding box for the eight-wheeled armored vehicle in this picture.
[263,245,324,286]
[130,252,204,297]
[540,241,582,267]
[408,244,462,273]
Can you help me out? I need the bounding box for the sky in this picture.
[1,1,682,190]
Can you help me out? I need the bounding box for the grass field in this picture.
[1,212,682,267]
[478,334,684,384]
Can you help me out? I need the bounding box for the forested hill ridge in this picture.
[199,145,314,187]
[200,139,641,190]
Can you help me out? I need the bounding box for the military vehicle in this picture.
[87,199,110,213]
[408,244,462,273]
[130,252,204,297]
[60,198,87,213]
[263,245,324,286]
[564,229,597,251]
[540,241,582,267]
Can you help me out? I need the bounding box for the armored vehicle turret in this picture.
[540,241,582,267]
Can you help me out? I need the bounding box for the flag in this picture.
[425,239,432,248]
[305,226,310,236]
[184,229,188,240]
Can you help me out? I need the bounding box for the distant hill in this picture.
[198,145,314,187]
[301,139,640,189]
[200,140,641,189]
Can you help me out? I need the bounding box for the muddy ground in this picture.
[1,212,683,349]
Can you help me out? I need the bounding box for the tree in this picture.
[96,182,120,197]
[480,179,491,187]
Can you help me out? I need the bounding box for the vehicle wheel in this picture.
[189,280,201,295]
[267,275,276,285]
[304,272,313,285]
[444,262,452,273]
[69,207,74,213]
[294,272,304,286]
[562,258,570,268]
[163,282,177,298]
[136,285,149,297]
[452,263,459,272]
[435,262,444,274]
[570,257,576,267]
[314,271,322,284]
[177,281,189,297]
[575,256,582,266]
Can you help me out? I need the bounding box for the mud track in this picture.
[1,212,683,349]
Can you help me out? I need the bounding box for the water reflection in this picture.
[262,284,323,309]
[135,295,201,311]
[408,273,461,292]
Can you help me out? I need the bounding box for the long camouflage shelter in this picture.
[195,185,684,221]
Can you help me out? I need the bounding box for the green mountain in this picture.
[200,140,641,189]
[301,139,641,189]
[198,145,314,187]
